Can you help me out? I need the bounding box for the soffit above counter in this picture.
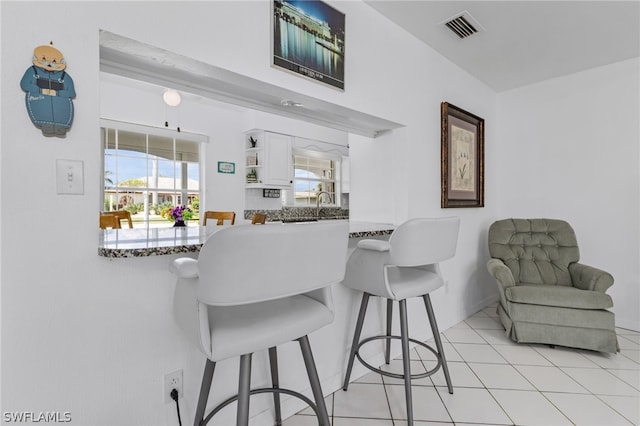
[99,30,403,138]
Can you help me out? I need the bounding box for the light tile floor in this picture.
[284,304,640,426]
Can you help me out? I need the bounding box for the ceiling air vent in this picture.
[442,11,484,39]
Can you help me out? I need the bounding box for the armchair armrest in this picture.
[487,258,516,288]
[169,258,199,278]
[569,262,614,293]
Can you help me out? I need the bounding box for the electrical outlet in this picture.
[164,369,183,404]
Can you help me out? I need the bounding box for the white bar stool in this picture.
[170,221,349,426]
[341,217,460,426]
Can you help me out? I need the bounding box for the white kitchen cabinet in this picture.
[341,155,350,193]
[245,130,293,188]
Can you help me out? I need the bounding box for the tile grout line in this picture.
[468,318,639,426]
[286,308,639,426]
[573,356,640,423]
[431,328,516,426]
[457,316,578,425]
[429,330,458,424]
[379,371,398,426]
[478,320,585,425]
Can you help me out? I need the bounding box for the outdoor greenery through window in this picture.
[293,150,338,206]
[101,120,205,227]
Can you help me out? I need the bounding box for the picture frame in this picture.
[217,161,235,174]
[272,0,345,90]
[441,102,484,208]
[263,189,281,198]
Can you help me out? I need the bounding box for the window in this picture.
[101,120,206,227]
[293,149,338,206]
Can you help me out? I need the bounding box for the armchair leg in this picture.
[399,300,414,426]
[423,294,453,394]
[268,347,282,426]
[385,299,393,364]
[194,359,216,426]
[343,293,370,390]
[237,354,252,426]
[298,335,330,426]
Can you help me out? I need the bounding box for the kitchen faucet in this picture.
[316,191,333,219]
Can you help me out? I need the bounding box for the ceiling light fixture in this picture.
[281,99,303,107]
[163,89,182,106]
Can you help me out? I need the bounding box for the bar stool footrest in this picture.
[355,335,443,380]
[202,387,320,426]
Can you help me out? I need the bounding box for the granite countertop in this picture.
[98,220,394,258]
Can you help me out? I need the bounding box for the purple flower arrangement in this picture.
[162,205,193,222]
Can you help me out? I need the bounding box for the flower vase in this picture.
[173,220,186,227]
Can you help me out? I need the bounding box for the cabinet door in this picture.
[264,132,292,186]
[341,155,350,193]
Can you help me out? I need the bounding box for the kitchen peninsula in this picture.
[98,220,394,258]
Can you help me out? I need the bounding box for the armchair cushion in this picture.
[505,285,613,310]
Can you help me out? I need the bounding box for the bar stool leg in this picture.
[237,353,252,426]
[399,299,414,426]
[423,294,453,394]
[268,347,282,426]
[342,293,370,390]
[385,299,393,364]
[194,359,216,426]
[298,335,330,426]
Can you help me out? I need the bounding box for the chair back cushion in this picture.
[388,217,460,267]
[196,221,349,305]
[488,218,579,286]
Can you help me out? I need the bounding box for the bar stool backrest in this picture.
[196,221,349,306]
[251,212,267,224]
[388,217,460,267]
[203,211,236,226]
[104,210,133,228]
[99,213,121,229]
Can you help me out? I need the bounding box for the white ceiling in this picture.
[364,1,640,92]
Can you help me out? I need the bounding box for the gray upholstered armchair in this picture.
[487,218,618,353]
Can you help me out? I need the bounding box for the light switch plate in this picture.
[56,159,84,195]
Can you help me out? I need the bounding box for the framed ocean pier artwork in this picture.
[441,102,485,208]
[272,0,345,90]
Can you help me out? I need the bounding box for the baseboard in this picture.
[616,317,640,332]
[465,294,500,319]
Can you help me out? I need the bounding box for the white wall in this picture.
[5,1,635,425]
[0,2,496,424]
[496,58,640,330]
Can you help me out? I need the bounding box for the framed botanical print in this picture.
[441,102,485,208]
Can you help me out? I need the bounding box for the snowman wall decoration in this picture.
[20,43,76,137]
